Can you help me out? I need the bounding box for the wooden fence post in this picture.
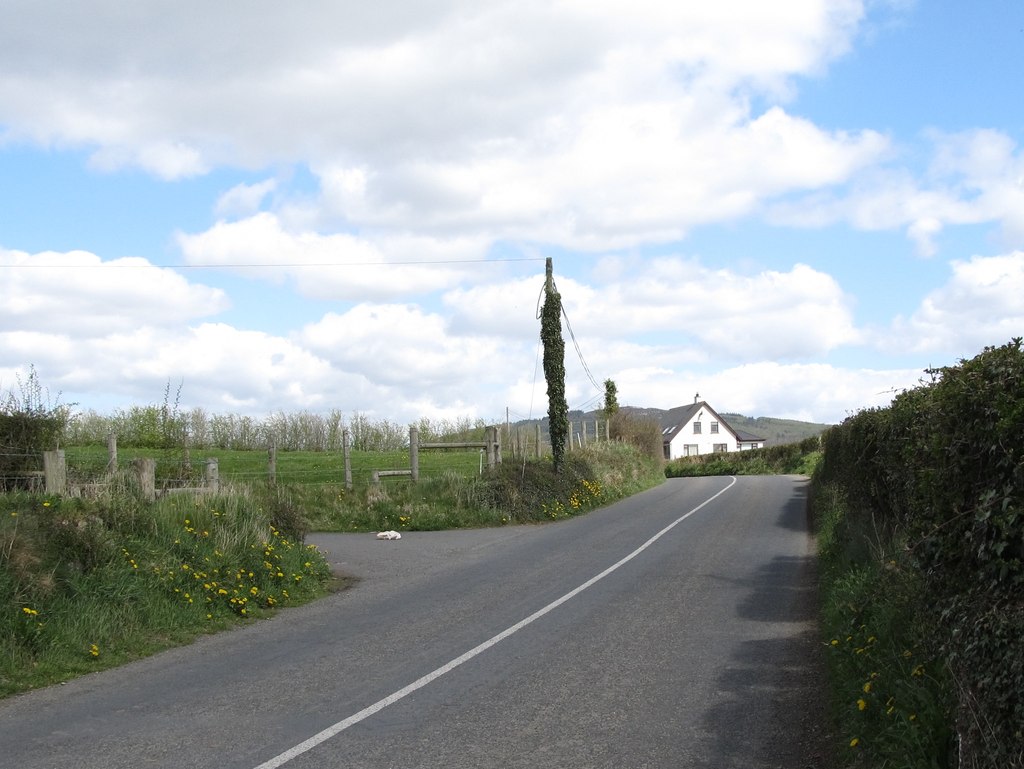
[343,429,353,491]
[268,443,277,485]
[205,458,220,493]
[535,423,542,459]
[106,433,118,475]
[133,458,156,502]
[43,449,66,495]
[409,426,419,482]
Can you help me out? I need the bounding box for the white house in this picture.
[661,395,766,460]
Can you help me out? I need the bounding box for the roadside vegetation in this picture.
[665,435,822,478]
[812,340,1023,769]
[1,484,333,698]
[2,375,665,698]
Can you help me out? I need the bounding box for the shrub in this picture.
[609,412,663,460]
[1,367,71,490]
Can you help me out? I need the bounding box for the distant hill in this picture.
[717,413,831,445]
[523,405,831,446]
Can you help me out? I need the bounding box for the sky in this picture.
[2,0,1023,428]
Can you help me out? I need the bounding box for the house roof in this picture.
[734,428,767,443]
[660,401,767,445]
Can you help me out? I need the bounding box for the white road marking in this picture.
[253,476,737,769]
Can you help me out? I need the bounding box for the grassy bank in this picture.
[812,481,952,768]
[0,483,335,698]
[301,439,666,531]
[2,442,663,697]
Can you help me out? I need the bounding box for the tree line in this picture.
[63,406,493,452]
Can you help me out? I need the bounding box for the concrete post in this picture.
[485,426,495,470]
[343,429,353,490]
[205,458,219,492]
[409,426,419,482]
[133,458,156,502]
[106,433,118,474]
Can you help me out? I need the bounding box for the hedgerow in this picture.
[815,338,1024,768]
[665,435,821,477]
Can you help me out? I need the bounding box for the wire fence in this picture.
[0,418,613,496]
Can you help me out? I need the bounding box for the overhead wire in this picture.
[5,256,547,270]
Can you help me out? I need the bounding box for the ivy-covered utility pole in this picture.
[541,257,568,473]
[603,379,619,419]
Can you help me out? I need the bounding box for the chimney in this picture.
[694,392,700,404]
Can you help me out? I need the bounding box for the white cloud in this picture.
[0,247,228,335]
[561,258,861,359]
[768,129,1024,256]
[298,303,526,395]
[176,213,492,300]
[7,1,1008,428]
[0,240,927,425]
[215,179,279,218]
[615,360,923,424]
[0,1,888,248]
[88,140,208,180]
[886,252,1024,354]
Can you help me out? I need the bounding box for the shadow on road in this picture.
[775,477,811,533]
[736,554,818,623]
[691,631,834,769]
[693,547,835,768]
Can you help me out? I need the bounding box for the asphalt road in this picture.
[0,475,829,769]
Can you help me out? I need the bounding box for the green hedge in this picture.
[816,339,1023,768]
[665,434,821,477]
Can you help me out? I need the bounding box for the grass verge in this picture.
[812,481,954,768]
[1,481,335,698]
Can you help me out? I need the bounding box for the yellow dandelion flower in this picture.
[850,738,859,748]
[857,699,867,711]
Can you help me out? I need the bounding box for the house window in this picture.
[693,421,702,434]
[713,443,728,453]
[710,422,719,434]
